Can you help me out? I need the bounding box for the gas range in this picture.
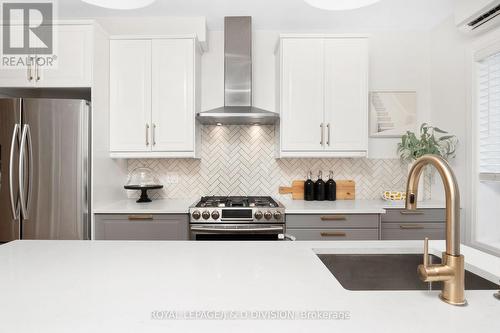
[189,196,285,223]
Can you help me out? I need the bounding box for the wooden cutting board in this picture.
[336,180,355,200]
[279,179,355,200]
[279,180,305,200]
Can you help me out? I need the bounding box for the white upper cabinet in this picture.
[0,24,92,88]
[0,59,34,87]
[39,25,92,87]
[276,35,369,158]
[151,39,194,152]
[280,38,325,151]
[109,39,152,152]
[324,38,368,152]
[109,36,201,158]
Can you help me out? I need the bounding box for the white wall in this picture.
[201,30,432,159]
[429,16,471,245]
[429,17,471,201]
[91,24,129,211]
[430,16,500,255]
[368,32,432,158]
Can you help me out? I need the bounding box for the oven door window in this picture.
[194,233,280,241]
[191,225,284,241]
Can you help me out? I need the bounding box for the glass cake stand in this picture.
[124,167,163,203]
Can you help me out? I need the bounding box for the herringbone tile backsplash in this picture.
[128,125,431,200]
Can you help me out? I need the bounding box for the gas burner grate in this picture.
[196,196,278,208]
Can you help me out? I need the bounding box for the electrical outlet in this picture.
[163,173,179,184]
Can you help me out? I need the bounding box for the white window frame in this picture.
[468,34,500,256]
[475,46,500,180]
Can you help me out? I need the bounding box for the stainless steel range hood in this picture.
[196,16,279,125]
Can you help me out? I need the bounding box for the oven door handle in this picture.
[190,226,284,233]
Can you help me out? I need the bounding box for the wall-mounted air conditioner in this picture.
[456,0,500,34]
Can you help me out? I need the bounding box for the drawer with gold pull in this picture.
[287,228,378,241]
[382,209,445,222]
[94,214,189,240]
[286,214,379,229]
[381,222,445,240]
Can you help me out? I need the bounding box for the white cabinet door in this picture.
[324,38,368,151]
[38,25,92,87]
[0,24,35,87]
[151,39,194,152]
[109,39,152,152]
[0,25,91,87]
[0,56,35,87]
[280,38,325,151]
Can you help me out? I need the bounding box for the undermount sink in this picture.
[317,254,499,291]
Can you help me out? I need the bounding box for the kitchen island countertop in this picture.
[0,240,498,333]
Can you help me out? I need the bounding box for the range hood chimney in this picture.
[196,16,279,125]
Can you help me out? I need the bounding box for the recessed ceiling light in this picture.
[304,0,380,11]
[81,0,156,10]
[216,123,222,126]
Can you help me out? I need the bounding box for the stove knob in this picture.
[264,211,272,220]
[254,211,263,220]
[211,211,220,220]
[192,210,201,220]
[202,211,211,220]
[273,211,282,220]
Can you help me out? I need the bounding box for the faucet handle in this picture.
[423,237,429,267]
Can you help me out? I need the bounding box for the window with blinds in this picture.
[478,51,500,181]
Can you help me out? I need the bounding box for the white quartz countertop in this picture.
[278,198,387,214]
[379,199,447,209]
[93,198,198,214]
[93,198,445,215]
[0,240,498,333]
[279,199,445,214]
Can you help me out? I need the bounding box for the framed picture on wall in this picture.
[369,91,417,137]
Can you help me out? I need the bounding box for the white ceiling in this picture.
[58,0,454,31]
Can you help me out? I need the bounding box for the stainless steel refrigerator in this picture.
[0,98,90,241]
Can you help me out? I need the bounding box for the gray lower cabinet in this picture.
[287,228,378,241]
[381,209,445,240]
[286,214,379,241]
[94,214,189,240]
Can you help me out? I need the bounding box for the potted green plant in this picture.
[397,123,458,199]
[397,123,457,163]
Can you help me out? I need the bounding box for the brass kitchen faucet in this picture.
[405,155,466,306]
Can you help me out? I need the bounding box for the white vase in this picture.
[407,163,424,201]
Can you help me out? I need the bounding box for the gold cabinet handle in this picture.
[399,224,424,230]
[27,58,33,81]
[320,215,347,221]
[152,123,156,146]
[320,123,324,146]
[400,210,424,215]
[321,232,346,237]
[35,57,40,81]
[327,123,331,146]
[128,215,154,220]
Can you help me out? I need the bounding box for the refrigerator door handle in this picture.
[9,124,20,220]
[19,124,33,219]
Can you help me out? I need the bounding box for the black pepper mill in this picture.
[315,171,325,201]
[325,170,337,201]
[304,171,315,201]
